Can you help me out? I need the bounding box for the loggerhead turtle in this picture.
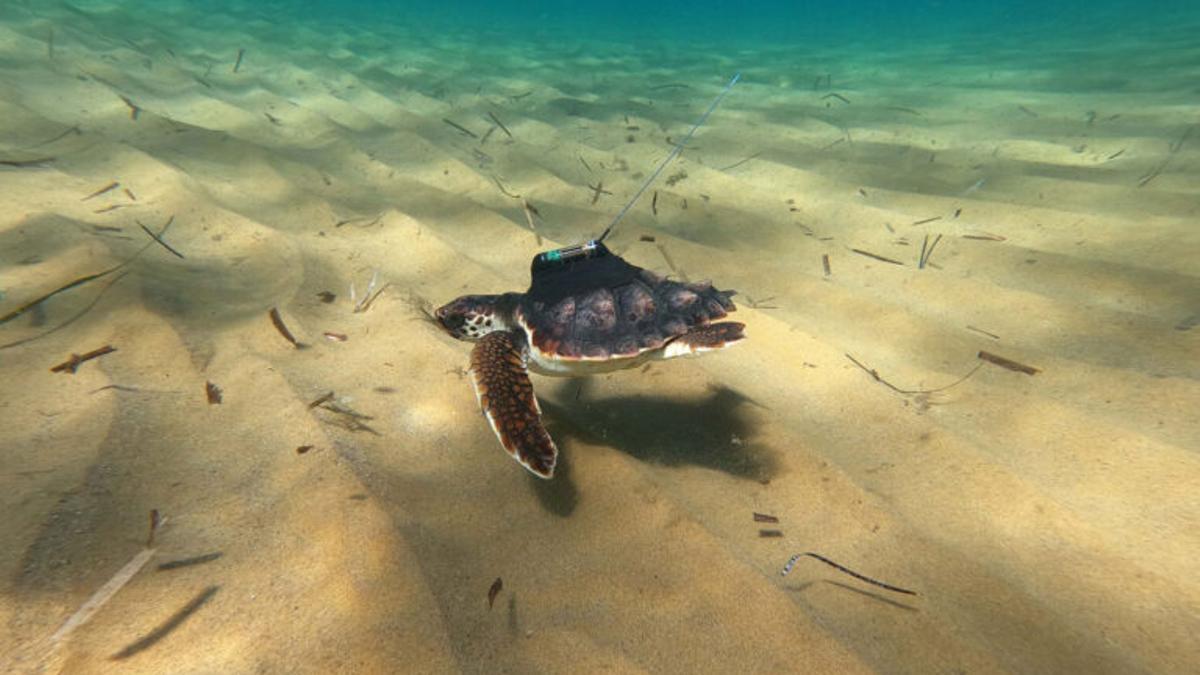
[434,72,743,478]
[435,240,744,478]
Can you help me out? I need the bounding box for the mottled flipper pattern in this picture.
[663,321,746,358]
[469,331,557,478]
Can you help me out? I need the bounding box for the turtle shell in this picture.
[516,242,737,361]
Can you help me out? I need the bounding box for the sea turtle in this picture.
[435,240,744,478]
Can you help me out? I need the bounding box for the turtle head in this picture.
[434,294,511,341]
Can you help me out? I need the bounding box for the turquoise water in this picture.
[287,0,1197,44]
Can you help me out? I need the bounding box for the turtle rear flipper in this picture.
[469,330,558,478]
[663,321,746,358]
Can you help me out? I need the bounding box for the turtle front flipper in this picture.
[468,330,558,478]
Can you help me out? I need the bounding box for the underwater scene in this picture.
[1,0,1198,672]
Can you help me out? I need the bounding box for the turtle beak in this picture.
[433,302,464,337]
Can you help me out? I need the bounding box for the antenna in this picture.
[595,72,741,244]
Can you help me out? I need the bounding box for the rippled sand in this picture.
[2,1,1198,673]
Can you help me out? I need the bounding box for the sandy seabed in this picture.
[1,1,1198,673]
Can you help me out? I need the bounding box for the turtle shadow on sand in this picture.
[540,379,779,484]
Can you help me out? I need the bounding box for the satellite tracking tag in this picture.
[531,240,601,273]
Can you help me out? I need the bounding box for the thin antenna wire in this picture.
[596,72,741,243]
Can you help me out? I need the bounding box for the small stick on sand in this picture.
[719,151,762,171]
[312,397,380,435]
[966,325,1000,340]
[0,220,166,326]
[118,94,140,121]
[1169,124,1195,154]
[268,307,305,349]
[90,384,141,394]
[651,190,658,216]
[0,156,56,168]
[753,513,779,523]
[232,47,245,73]
[146,509,162,547]
[441,118,477,139]
[138,221,185,259]
[822,253,831,277]
[491,175,520,199]
[82,181,120,201]
[781,552,917,596]
[850,248,904,266]
[521,199,542,246]
[821,93,850,105]
[333,213,382,229]
[1138,161,1168,187]
[588,181,611,205]
[350,270,388,313]
[487,578,503,610]
[27,125,81,150]
[487,111,512,138]
[911,216,941,226]
[50,345,116,373]
[977,350,1039,375]
[918,234,943,269]
[48,548,157,649]
[845,353,982,396]
[479,125,496,145]
[157,552,222,571]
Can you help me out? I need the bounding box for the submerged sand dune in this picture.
[2,1,1198,673]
